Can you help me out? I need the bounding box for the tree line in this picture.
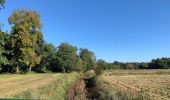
[0,10,96,73]
[97,58,170,70]
[0,9,169,74]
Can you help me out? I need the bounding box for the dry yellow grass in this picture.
[0,73,63,98]
[102,70,170,100]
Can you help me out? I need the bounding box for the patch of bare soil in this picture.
[66,77,101,100]
[66,79,87,100]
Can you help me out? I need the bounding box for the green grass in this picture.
[0,72,45,79]
[14,72,81,100]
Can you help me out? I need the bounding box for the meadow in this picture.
[0,70,170,100]
[0,72,81,100]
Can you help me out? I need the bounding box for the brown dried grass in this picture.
[0,74,62,98]
[102,70,170,100]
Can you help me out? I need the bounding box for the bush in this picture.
[95,68,103,75]
[84,70,96,79]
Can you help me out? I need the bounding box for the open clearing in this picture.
[0,70,170,100]
[0,73,63,98]
[101,70,170,100]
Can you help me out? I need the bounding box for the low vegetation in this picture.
[0,73,58,97]
[0,72,81,100]
[93,70,170,100]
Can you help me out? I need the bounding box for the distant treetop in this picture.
[0,0,5,9]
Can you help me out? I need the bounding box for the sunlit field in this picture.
[96,69,170,100]
[1,0,170,100]
[0,72,80,99]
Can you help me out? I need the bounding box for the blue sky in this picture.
[0,0,170,62]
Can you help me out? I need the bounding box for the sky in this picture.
[0,0,170,62]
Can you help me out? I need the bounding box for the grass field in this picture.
[96,69,170,100]
[1,70,170,100]
[0,72,81,99]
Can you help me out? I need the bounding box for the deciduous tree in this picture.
[8,10,43,73]
[0,24,8,72]
[55,42,78,72]
[97,59,107,70]
[37,43,56,72]
[79,48,96,71]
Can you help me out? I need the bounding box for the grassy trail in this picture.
[0,73,62,98]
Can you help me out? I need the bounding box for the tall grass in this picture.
[14,72,81,100]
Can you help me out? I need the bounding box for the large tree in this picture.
[79,48,96,71]
[36,43,56,72]
[54,42,79,72]
[97,59,107,70]
[8,10,43,73]
[0,24,8,72]
[149,57,170,69]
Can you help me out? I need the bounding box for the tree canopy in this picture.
[0,9,169,74]
[55,42,78,72]
[80,48,96,71]
[8,10,43,73]
[0,24,8,72]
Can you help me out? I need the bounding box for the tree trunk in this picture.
[16,66,19,73]
[29,65,32,72]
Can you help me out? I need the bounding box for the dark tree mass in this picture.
[0,9,169,74]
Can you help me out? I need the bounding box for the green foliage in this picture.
[8,10,42,29]
[54,42,80,72]
[107,61,149,69]
[79,48,96,71]
[8,10,43,73]
[36,43,56,72]
[97,59,107,70]
[1,9,170,74]
[138,62,148,69]
[36,42,90,73]
[149,57,170,69]
[0,25,8,72]
[95,68,103,75]
[95,58,170,70]
[73,56,83,72]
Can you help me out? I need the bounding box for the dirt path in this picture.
[65,77,100,100]
[0,74,62,97]
[66,79,87,100]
